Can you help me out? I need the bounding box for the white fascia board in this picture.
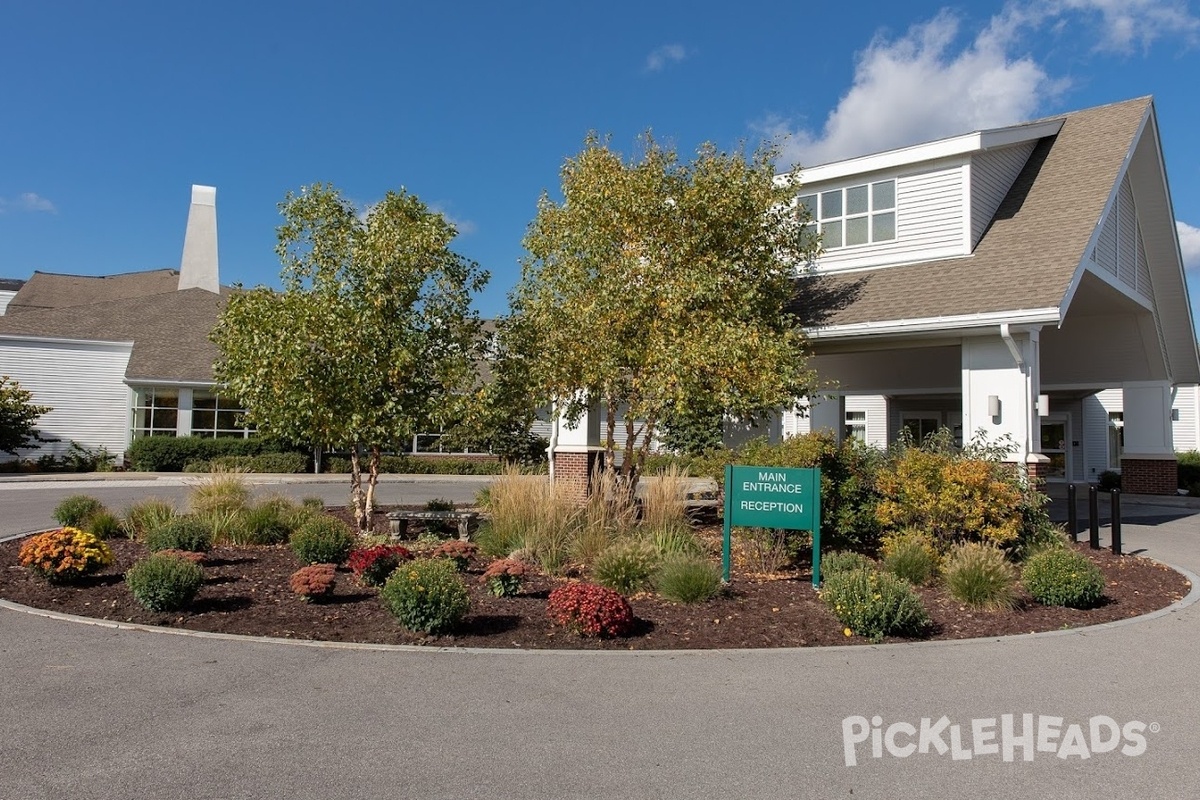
[0,333,134,349]
[789,120,1063,186]
[807,307,1061,340]
[123,379,217,389]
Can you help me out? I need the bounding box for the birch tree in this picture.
[212,184,487,530]
[511,133,820,493]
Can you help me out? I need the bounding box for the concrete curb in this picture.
[2,560,1195,657]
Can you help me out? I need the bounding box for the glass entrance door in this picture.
[1039,416,1070,481]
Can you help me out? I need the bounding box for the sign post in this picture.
[722,465,822,588]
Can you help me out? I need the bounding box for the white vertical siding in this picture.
[1083,391,1118,478]
[970,142,1035,248]
[810,161,967,272]
[0,290,16,315]
[0,337,134,461]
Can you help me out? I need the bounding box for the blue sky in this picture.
[2,1,1200,319]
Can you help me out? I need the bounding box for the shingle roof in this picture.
[0,278,25,292]
[815,97,1151,328]
[0,287,228,382]
[4,269,181,314]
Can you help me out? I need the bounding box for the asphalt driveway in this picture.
[1,479,1198,799]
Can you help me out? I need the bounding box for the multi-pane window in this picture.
[131,388,179,437]
[845,411,867,443]
[192,391,253,438]
[799,179,896,250]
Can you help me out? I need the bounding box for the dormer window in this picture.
[799,179,896,250]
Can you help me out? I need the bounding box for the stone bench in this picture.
[386,510,479,541]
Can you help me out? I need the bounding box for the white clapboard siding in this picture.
[1173,385,1200,451]
[1088,389,1123,476]
[0,337,134,461]
[810,162,967,272]
[0,290,16,316]
[970,142,1035,248]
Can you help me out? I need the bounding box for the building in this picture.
[0,186,247,463]
[773,96,1199,493]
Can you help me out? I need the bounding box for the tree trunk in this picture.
[349,446,366,531]
[604,399,618,491]
[364,445,381,532]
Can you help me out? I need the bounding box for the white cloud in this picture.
[0,192,57,214]
[763,1,1199,168]
[1051,0,1200,53]
[1179,220,1200,271]
[645,44,687,72]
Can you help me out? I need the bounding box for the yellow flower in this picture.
[843,628,853,637]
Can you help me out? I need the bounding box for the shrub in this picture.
[125,553,205,611]
[250,452,308,473]
[1022,548,1106,608]
[241,502,293,545]
[301,497,325,511]
[943,543,1016,610]
[479,558,529,597]
[425,497,456,513]
[145,517,214,553]
[547,582,634,637]
[348,544,414,586]
[653,555,722,603]
[876,446,1024,549]
[53,495,105,528]
[182,460,212,473]
[126,435,305,472]
[737,527,807,575]
[821,568,930,643]
[291,517,355,565]
[881,530,939,586]
[380,558,470,634]
[592,540,660,594]
[822,551,876,576]
[84,510,123,540]
[196,508,249,546]
[289,563,337,602]
[1098,470,1122,492]
[189,468,251,515]
[121,498,177,540]
[430,540,478,571]
[19,528,114,583]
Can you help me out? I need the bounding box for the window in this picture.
[845,411,867,443]
[799,179,896,250]
[191,391,253,438]
[1108,412,1124,469]
[132,388,179,437]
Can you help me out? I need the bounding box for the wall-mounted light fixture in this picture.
[1038,394,1050,417]
[988,395,1001,417]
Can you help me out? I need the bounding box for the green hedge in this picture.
[183,453,309,474]
[127,437,309,472]
[323,455,503,475]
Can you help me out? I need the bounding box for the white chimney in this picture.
[178,185,220,293]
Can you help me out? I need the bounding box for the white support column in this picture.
[1122,381,1175,456]
[807,394,846,444]
[961,328,1043,469]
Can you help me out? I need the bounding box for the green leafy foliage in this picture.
[125,553,205,612]
[881,530,939,586]
[592,540,660,594]
[291,517,355,565]
[821,568,930,643]
[0,375,52,456]
[821,551,877,576]
[53,495,105,528]
[211,184,488,531]
[381,558,470,634]
[84,510,123,540]
[1022,548,1106,608]
[509,133,820,494]
[240,501,295,545]
[942,543,1017,610]
[653,555,723,603]
[126,436,302,472]
[145,517,214,554]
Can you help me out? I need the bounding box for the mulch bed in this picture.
[0,520,1190,649]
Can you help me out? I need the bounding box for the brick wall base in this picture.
[1120,458,1178,495]
[1025,459,1051,487]
[552,450,604,504]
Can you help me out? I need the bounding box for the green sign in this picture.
[722,465,822,588]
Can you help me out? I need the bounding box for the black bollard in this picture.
[1067,483,1078,543]
[1111,489,1122,556]
[1089,484,1100,550]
